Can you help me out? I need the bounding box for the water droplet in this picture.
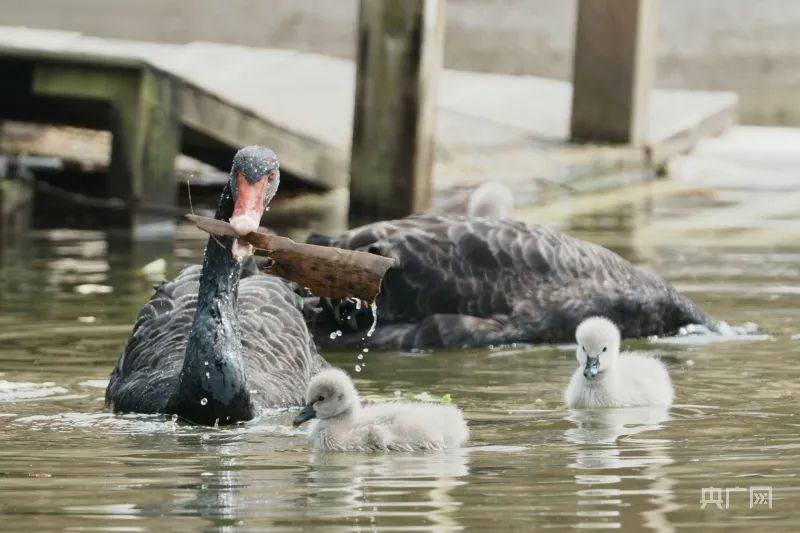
[171,414,179,422]
[366,302,378,337]
[205,372,210,379]
[357,354,363,360]
[336,330,342,337]
[354,365,362,372]
[204,361,209,366]
[200,397,208,406]
[329,331,337,340]
[362,348,369,353]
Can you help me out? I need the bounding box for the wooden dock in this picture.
[0,23,736,231]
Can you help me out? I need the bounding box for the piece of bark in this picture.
[186,214,394,302]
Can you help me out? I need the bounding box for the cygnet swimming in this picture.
[564,316,674,408]
[467,181,514,218]
[293,368,469,451]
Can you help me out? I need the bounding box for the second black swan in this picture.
[308,215,716,349]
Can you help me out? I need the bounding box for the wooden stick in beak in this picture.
[186,214,394,302]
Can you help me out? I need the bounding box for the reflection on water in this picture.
[566,408,676,531]
[1,220,800,531]
[303,450,469,530]
[565,406,672,447]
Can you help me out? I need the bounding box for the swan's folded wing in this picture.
[105,265,201,413]
[321,215,653,321]
[237,273,328,407]
[311,214,711,343]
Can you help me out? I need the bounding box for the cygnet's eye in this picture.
[602,347,607,352]
[581,345,586,353]
[317,395,325,402]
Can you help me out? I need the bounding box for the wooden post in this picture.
[349,0,445,225]
[108,69,181,239]
[32,64,180,239]
[569,0,658,145]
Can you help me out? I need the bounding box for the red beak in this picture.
[229,172,268,236]
[229,172,269,260]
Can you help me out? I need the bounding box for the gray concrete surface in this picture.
[518,125,800,250]
[0,26,736,206]
[0,0,796,125]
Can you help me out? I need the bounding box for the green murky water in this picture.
[1,222,799,532]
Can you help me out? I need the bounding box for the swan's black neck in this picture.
[167,182,254,425]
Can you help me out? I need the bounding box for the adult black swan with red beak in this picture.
[308,215,717,350]
[106,146,327,425]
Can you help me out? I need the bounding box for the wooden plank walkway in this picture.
[0,26,737,200]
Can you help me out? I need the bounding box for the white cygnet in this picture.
[467,182,514,218]
[564,316,674,408]
[293,368,469,451]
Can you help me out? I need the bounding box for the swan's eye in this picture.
[318,395,325,402]
[602,347,607,352]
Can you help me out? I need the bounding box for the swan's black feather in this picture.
[106,263,327,415]
[309,215,714,349]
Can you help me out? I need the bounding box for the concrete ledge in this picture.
[0,26,737,199]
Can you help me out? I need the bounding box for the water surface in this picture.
[1,223,798,531]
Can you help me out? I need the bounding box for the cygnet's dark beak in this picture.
[583,357,599,379]
[292,403,316,427]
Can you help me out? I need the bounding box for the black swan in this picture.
[106,146,327,425]
[307,215,716,349]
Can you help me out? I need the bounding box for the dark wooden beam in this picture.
[570,0,658,145]
[349,0,446,224]
[33,63,181,238]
